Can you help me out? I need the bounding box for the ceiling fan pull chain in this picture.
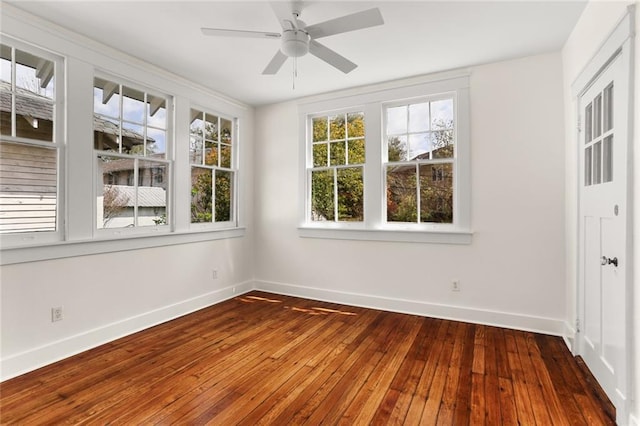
[292,56,297,90]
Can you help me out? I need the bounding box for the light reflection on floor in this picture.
[237,294,358,316]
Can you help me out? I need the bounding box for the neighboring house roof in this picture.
[0,80,152,142]
[107,184,166,207]
[101,154,166,173]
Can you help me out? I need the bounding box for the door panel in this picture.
[577,48,628,416]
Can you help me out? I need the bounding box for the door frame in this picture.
[571,6,635,424]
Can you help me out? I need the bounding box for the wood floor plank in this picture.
[0,291,616,425]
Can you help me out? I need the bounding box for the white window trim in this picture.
[298,73,472,244]
[0,36,65,247]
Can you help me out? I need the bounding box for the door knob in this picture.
[601,256,618,267]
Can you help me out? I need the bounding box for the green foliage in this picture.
[191,169,212,223]
[191,168,233,223]
[388,136,406,162]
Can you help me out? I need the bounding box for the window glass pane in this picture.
[311,169,335,221]
[147,95,166,129]
[122,86,145,124]
[205,114,218,141]
[330,141,346,166]
[347,139,365,164]
[220,144,232,168]
[191,167,212,223]
[138,160,168,226]
[387,165,417,222]
[97,155,135,229]
[347,112,365,138]
[122,122,145,155]
[190,109,203,137]
[190,136,203,164]
[337,167,363,221]
[431,99,454,129]
[409,102,429,133]
[593,140,602,185]
[205,141,218,166]
[94,116,120,151]
[329,114,345,140]
[585,103,592,143]
[15,50,54,99]
[313,143,328,167]
[312,117,328,142]
[409,133,431,160]
[15,93,54,141]
[0,89,11,136]
[0,142,57,233]
[420,163,453,223]
[594,94,602,138]
[220,118,232,144]
[0,45,10,83]
[585,146,592,186]
[94,78,120,119]
[146,127,166,156]
[386,106,407,134]
[388,135,408,162]
[603,135,613,183]
[215,170,233,222]
[432,129,454,159]
[604,83,613,133]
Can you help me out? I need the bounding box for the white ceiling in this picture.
[7,1,587,106]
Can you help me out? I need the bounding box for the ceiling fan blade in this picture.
[308,40,357,74]
[262,50,288,75]
[201,28,281,39]
[306,8,384,39]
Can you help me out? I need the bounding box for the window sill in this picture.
[298,226,473,244]
[0,227,246,265]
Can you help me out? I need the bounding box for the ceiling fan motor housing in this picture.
[282,29,310,57]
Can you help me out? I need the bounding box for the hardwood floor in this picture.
[0,291,614,425]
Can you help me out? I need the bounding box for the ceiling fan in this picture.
[201,2,384,75]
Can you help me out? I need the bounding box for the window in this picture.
[93,76,170,230]
[300,74,471,244]
[385,97,455,224]
[189,108,236,226]
[309,112,365,222]
[0,40,63,239]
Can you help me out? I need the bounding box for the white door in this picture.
[577,48,630,419]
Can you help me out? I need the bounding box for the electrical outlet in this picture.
[451,280,461,292]
[51,306,63,322]
[212,269,218,280]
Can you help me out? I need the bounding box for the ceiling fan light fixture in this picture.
[281,30,310,57]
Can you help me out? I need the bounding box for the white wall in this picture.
[0,6,255,380]
[254,52,567,334]
[562,2,639,424]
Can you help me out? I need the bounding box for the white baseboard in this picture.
[254,280,565,336]
[0,280,253,381]
[563,321,576,352]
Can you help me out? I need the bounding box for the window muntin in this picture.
[93,77,167,156]
[309,111,365,222]
[190,108,236,225]
[0,42,61,236]
[384,97,455,224]
[93,77,170,230]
